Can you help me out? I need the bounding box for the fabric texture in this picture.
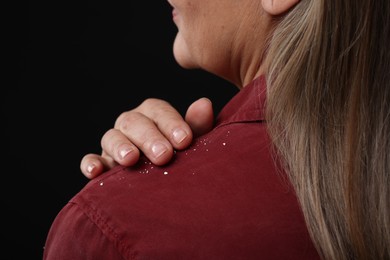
[43,76,320,259]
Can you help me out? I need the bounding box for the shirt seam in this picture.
[69,199,135,259]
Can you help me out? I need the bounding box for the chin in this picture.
[176,61,199,69]
[173,38,200,69]
[173,54,199,69]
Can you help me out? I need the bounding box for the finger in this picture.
[132,98,193,150]
[80,153,117,179]
[100,128,141,166]
[114,111,176,165]
[185,97,214,137]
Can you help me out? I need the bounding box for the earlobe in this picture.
[261,0,300,16]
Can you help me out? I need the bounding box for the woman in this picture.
[45,0,390,259]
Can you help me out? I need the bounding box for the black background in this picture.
[6,0,238,259]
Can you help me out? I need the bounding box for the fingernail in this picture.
[151,142,168,158]
[119,147,133,159]
[87,164,96,174]
[172,128,188,144]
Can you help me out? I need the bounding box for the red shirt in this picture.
[43,76,320,259]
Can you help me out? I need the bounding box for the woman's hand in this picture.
[80,97,214,179]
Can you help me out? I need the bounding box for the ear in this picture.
[261,0,300,15]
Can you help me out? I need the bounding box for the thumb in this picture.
[184,97,214,137]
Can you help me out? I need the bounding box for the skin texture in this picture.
[80,0,299,178]
[170,0,271,87]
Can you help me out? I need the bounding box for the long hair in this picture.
[265,0,390,259]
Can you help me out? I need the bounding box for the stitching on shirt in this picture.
[71,198,134,259]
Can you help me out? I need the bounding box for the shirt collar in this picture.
[215,75,266,128]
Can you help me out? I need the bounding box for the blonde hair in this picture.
[265,0,390,259]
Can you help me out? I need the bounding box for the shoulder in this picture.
[45,123,319,259]
[43,198,126,259]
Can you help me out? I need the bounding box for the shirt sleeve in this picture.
[43,202,125,260]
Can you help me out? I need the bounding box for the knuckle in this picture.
[141,98,165,107]
[114,111,128,128]
[139,98,171,114]
[100,129,119,152]
[140,98,157,107]
[116,111,144,132]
